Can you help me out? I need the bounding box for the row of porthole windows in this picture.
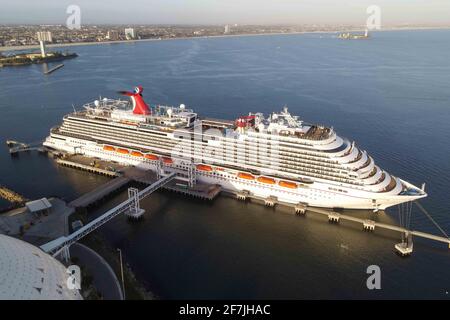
[62,126,354,180]
[82,144,360,199]
[67,136,367,192]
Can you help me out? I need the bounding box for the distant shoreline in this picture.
[1,26,449,53]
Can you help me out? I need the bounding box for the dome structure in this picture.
[0,235,82,300]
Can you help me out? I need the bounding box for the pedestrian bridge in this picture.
[41,172,176,256]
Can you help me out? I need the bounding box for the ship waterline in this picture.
[43,87,426,210]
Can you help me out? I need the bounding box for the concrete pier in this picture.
[225,190,450,251]
[294,203,307,215]
[57,159,121,177]
[237,190,250,201]
[395,242,413,256]
[69,176,131,209]
[363,220,376,231]
[53,153,450,253]
[264,196,277,207]
[328,212,340,223]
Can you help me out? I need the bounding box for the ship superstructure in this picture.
[44,86,426,210]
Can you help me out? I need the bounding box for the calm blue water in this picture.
[0,30,449,299]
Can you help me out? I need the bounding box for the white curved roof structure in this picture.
[0,235,82,300]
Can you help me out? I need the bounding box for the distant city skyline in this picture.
[1,0,449,26]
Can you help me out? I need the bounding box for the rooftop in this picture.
[0,234,82,300]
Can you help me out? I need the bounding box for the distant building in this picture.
[36,31,53,43]
[224,25,230,34]
[106,30,119,41]
[124,28,136,40]
[26,197,52,215]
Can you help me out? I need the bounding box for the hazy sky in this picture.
[0,0,449,25]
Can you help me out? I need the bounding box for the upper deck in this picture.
[76,98,198,130]
[70,98,333,142]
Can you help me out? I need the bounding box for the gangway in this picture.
[40,172,176,257]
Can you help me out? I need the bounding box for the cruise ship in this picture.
[44,86,427,210]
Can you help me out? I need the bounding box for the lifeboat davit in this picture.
[103,145,115,152]
[237,172,255,180]
[131,151,143,157]
[279,180,297,189]
[162,157,173,164]
[145,154,159,161]
[257,176,276,185]
[117,148,129,155]
[196,164,213,172]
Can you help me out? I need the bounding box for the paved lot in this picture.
[70,243,123,300]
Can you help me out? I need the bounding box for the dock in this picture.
[52,153,449,254]
[56,158,121,177]
[68,176,131,209]
[164,182,221,200]
[44,63,64,75]
[231,191,450,249]
[123,167,221,200]
[6,140,45,155]
[63,158,221,210]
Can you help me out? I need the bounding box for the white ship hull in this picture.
[44,136,425,210]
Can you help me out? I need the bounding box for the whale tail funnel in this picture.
[118,86,151,115]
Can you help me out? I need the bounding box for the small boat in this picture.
[279,180,297,189]
[130,151,143,157]
[196,164,213,172]
[145,154,159,160]
[257,176,276,185]
[103,145,115,152]
[162,157,173,164]
[116,148,129,154]
[237,172,255,180]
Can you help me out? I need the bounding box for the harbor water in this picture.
[0,29,449,299]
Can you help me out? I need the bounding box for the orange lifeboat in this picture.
[279,180,297,189]
[196,164,213,172]
[257,176,276,185]
[162,157,173,164]
[117,148,129,155]
[237,172,255,180]
[145,154,159,161]
[130,151,143,157]
[103,145,115,152]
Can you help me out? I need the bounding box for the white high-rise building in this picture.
[36,31,53,43]
[224,25,230,34]
[125,28,136,40]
